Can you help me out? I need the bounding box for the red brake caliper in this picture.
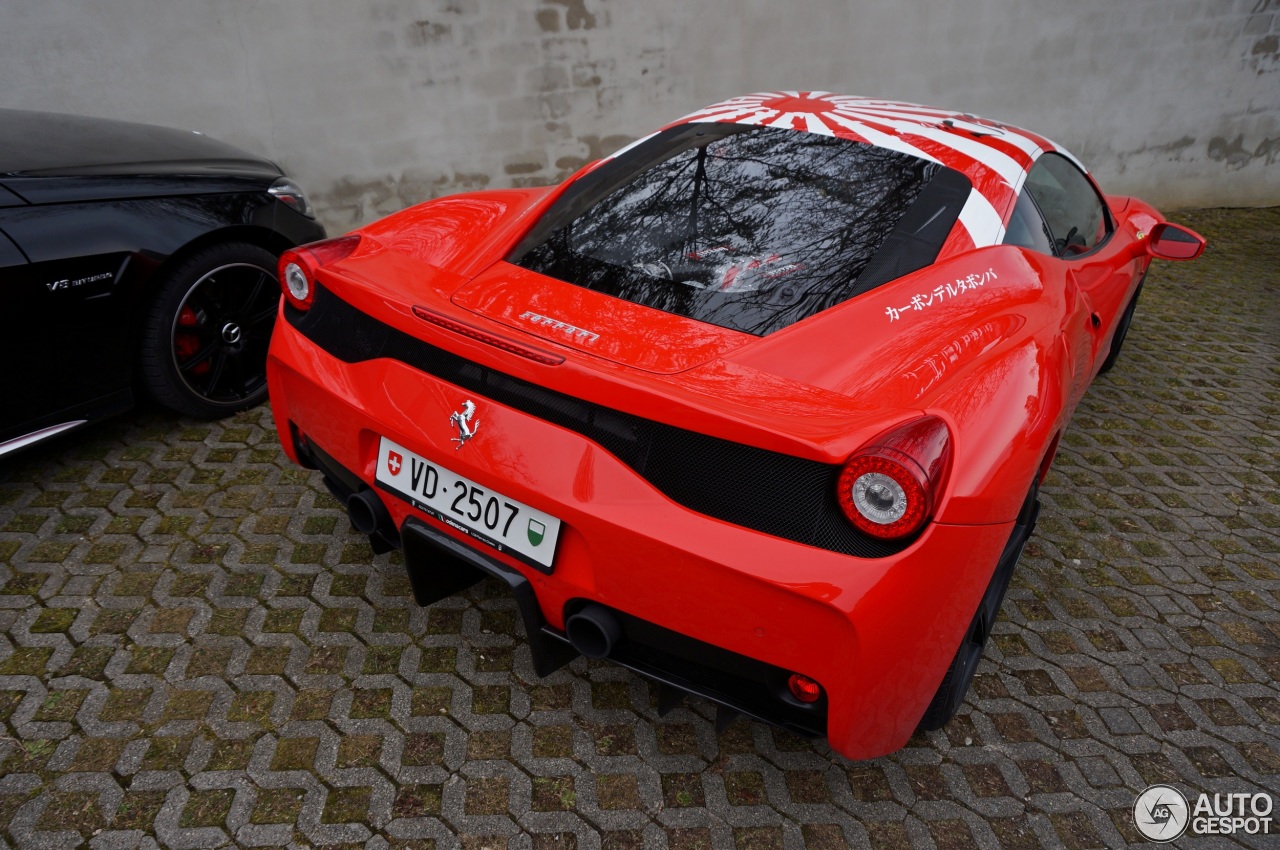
[175,305,210,375]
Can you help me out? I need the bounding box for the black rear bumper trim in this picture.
[401,518,579,678]
[295,429,829,738]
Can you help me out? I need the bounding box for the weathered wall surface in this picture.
[1,0,1276,233]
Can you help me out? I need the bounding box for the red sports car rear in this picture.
[267,93,1203,758]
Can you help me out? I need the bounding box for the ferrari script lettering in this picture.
[518,311,600,343]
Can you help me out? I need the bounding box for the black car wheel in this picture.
[1096,281,1144,375]
[917,483,1040,731]
[139,242,279,418]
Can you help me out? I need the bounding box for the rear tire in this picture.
[917,484,1039,731]
[1097,281,1143,375]
[916,615,987,732]
[138,242,279,419]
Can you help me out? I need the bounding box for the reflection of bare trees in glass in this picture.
[519,127,936,336]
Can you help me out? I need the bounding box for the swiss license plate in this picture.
[374,436,561,572]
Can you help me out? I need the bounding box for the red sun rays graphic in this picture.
[759,93,839,116]
[756,93,841,133]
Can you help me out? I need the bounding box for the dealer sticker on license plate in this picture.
[374,436,561,572]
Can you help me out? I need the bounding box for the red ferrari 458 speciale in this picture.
[267,92,1204,759]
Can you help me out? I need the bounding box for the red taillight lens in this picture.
[277,234,361,311]
[787,674,822,704]
[837,415,952,540]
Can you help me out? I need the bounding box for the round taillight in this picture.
[284,262,309,303]
[787,673,822,704]
[277,235,362,312]
[838,452,929,539]
[837,416,952,541]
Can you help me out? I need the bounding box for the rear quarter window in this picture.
[1022,153,1111,256]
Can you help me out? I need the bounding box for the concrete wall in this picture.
[1,0,1276,234]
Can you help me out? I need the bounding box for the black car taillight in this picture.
[278,234,361,311]
[837,415,952,540]
[267,177,316,219]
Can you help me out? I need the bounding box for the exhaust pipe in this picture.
[347,489,390,536]
[565,603,622,659]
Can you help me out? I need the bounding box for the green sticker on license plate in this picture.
[528,519,546,546]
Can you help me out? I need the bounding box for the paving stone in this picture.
[0,208,1277,848]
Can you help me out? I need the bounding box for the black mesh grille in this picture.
[286,287,906,558]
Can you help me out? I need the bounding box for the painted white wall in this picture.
[2,0,1276,232]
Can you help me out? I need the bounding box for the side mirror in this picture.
[1147,222,1205,261]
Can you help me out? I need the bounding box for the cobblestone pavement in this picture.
[1,208,1277,850]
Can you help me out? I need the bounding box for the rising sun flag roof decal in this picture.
[626,91,1081,252]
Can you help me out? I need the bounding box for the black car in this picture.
[0,109,326,456]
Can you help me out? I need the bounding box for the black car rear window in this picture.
[511,124,969,336]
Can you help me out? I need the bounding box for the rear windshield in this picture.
[511,125,967,336]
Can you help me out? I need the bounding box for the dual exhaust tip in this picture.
[347,489,391,536]
[565,603,622,659]
[347,488,624,660]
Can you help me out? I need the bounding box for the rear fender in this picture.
[929,336,1066,525]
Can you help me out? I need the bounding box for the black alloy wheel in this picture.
[1097,280,1144,375]
[917,483,1040,731]
[139,242,279,418]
